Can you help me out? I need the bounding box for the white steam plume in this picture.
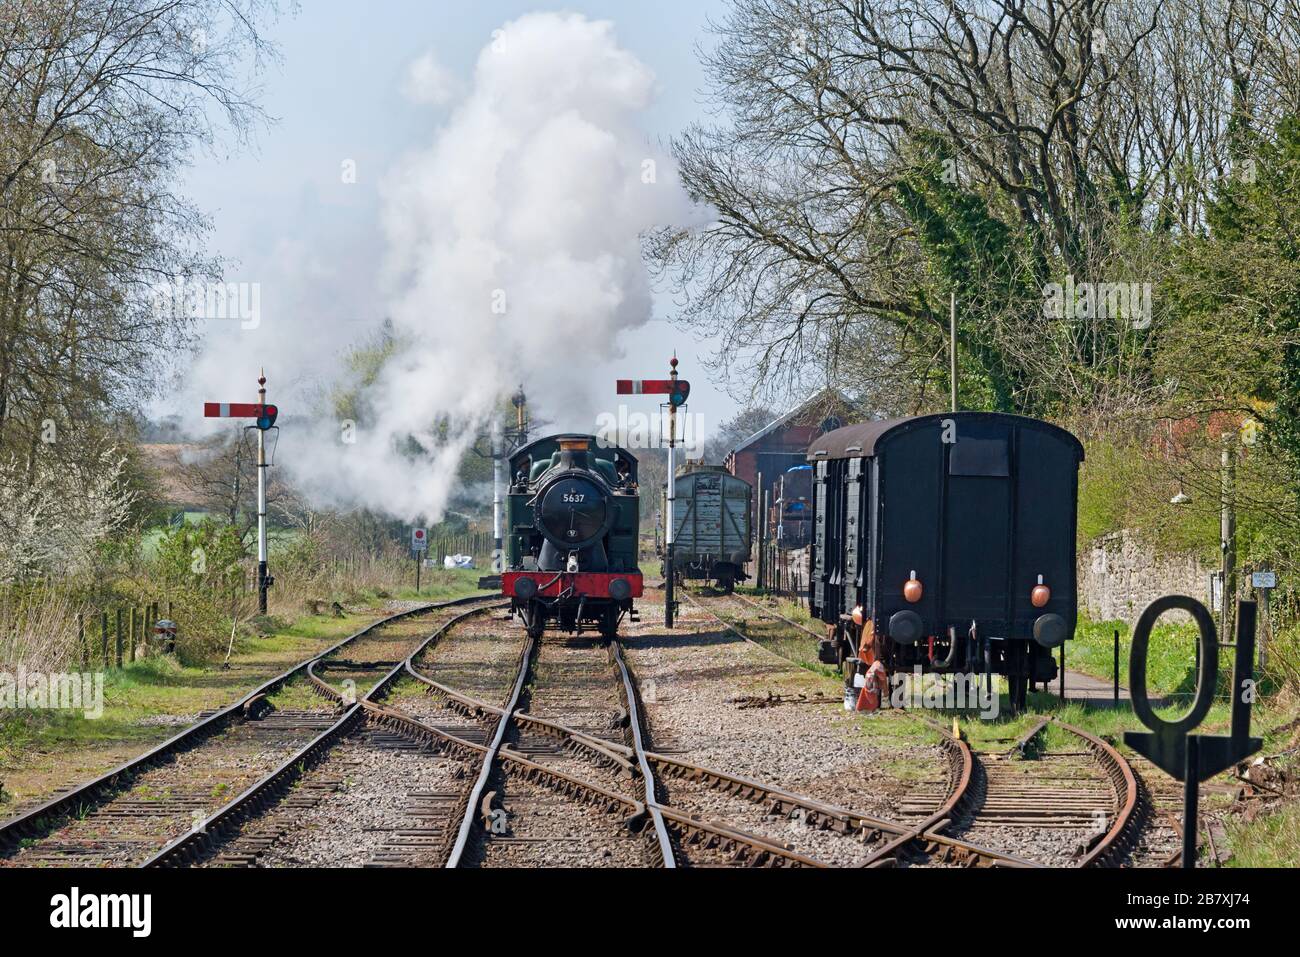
[192,13,695,523]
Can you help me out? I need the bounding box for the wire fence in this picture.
[76,601,173,669]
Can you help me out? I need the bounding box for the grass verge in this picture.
[0,579,485,808]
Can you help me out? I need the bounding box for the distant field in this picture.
[141,514,303,557]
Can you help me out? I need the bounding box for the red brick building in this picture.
[724,390,855,527]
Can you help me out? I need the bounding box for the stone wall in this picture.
[1078,529,1211,623]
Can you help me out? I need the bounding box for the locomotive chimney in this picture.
[558,437,590,470]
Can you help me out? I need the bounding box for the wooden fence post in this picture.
[115,608,124,668]
[100,612,109,668]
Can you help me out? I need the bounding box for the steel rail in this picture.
[655,805,825,867]
[359,702,807,867]
[862,725,976,866]
[406,630,925,867]
[397,669,1032,866]
[408,655,638,777]
[689,587,1149,866]
[149,601,726,869]
[682,586,1045,867]
[145,601,500,866]
[0,593,495,851]
[444,632,536,868]
[723,590,825,639]
[609,639,678,866]
[1062,719,1140,867]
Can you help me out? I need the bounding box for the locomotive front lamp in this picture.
[903,571,923,603]
[1031,574,1051,608]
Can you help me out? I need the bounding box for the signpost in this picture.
[412,527,427,594]
[1252,569,1276,670]
[1125,595,1262,867]
[204,372,278,614]
[617,360,690,628]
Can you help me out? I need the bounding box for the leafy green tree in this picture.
[1164,117,1300,484]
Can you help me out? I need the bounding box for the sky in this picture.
[166,0,740,440]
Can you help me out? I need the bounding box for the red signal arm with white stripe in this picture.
[204,402,266,418]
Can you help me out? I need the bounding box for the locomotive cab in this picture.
[502,434,643,638]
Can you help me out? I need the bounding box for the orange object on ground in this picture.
[856,660,889,711]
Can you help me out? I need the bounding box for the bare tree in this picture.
[0,0,284,510]
[650,0,1300,414]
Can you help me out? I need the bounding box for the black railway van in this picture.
[808,413,1084,711]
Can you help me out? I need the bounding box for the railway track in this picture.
[146,601,513,867]
[3,583,1143,869]
[402,624,827,867]
[0,595,494,868]
[681,586,1146,867]
[156,602,666,868]
[456,633,669,867]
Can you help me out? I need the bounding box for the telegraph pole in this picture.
[1220,432,1237,643]
[950,292,959,412]
[477,388,528,566]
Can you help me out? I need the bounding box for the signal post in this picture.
[204,371,279,614]
[616,358,690,629]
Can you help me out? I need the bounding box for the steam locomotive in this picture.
[501,434,643,638]
[808,413,1083,713]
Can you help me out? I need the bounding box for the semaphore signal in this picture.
[617,357,687,627]
[617,377,690,406]
[204,371,278,613]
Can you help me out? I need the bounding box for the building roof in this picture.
[730,388,852,456]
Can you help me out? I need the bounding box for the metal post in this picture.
[491,416,504,555]
[1220,432,1236,646]
[1258,574,1271,672]
[1113,629,1120,704]
[664,357,678,629]
[1058,643,1065,702]
[1183,735,1200,869]
[416,551,421,594]
[950,291,958,412]
[256,372,270,614]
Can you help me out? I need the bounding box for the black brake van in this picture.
[807,413,1084,712]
